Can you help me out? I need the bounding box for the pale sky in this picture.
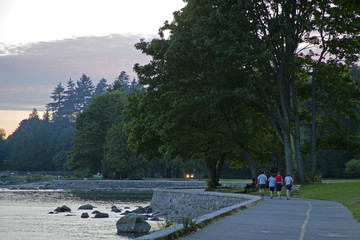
[0,0,186,136]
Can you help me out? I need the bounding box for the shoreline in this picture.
[0,179,248,191]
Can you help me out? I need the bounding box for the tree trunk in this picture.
[283,132,294,176]
[294,132,305,183]
[291,82,305,183]
[242,148,257,178]
[223,114,257,178]
[205,155,225,189]
[311,75,317,176]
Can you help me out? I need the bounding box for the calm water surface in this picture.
[0,188,159,240]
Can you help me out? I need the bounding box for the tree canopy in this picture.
[126,0,360,184]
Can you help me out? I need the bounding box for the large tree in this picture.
[46,82,66,119]
[125,1,278,187]
[127,0,360,184]
[67,90,129,175]
[103,116,144,179]
[182,0,360,182]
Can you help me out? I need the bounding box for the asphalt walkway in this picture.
[180,196,360,240]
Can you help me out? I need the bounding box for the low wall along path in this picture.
[137,189,261,240]
[151,189,253,220]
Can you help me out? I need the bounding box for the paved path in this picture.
[180,196,360,240]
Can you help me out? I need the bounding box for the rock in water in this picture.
[78,204,95,210]
[94,212,109,218]
[133,206,146,213]
[116,213,151,234]
[150,216,160,221]
[81,213,89,218]
[111,205,121,213]
[54,205,71,212]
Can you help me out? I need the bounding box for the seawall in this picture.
[136,189,261,240]
[151,189,253,220]
[47,179,247,190]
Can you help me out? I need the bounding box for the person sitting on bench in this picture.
[244,178,256,193]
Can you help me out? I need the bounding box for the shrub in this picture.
[345,159,360,178]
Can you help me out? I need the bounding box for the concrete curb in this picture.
[135,193,262,240]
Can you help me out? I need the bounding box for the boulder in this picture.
[81,213,89,218]
[133,206,152,214]
[150,216,160,221]
[78,204,95,210]
[133,206,146,214]
[111,205,121,213]
[121,210,131,215]
[116,213,151,234]
[54,205,71,213]
[94,212,109,218]
[144,206,152,213]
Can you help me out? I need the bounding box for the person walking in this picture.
[257,171,267,197]
[268,174,276,199]
[275,172,283,199]
[284,173,294,200]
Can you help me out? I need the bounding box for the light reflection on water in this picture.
[0,189,158,240]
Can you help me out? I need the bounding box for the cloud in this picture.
[0,34,151,111]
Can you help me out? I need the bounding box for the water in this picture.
[0,188,159,240]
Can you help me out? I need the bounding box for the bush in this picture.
[305,172,323,183]
[182,216,197,232]
[345,159,360,178]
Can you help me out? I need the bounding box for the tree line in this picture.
[1,1,360,186]
[0,72,238,179]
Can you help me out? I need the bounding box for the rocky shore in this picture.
[1,179,248,191]
[1,179,257,240]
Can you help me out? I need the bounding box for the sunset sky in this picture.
[0,0,186,136]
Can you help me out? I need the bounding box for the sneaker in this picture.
[271,196,273,199]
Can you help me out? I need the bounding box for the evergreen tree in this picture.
[111,71,131,94]
[93,78,109,97]
[46,82,66,119]
[74,74,95,113]
[62,78,77,121]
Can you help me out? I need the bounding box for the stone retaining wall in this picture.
[48,179,206,190]
[135,189,261,240]
[151,189,252,220]
[48,180,247,190]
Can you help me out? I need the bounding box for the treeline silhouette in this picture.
[0,71,243,179]
[1,66,360,180]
